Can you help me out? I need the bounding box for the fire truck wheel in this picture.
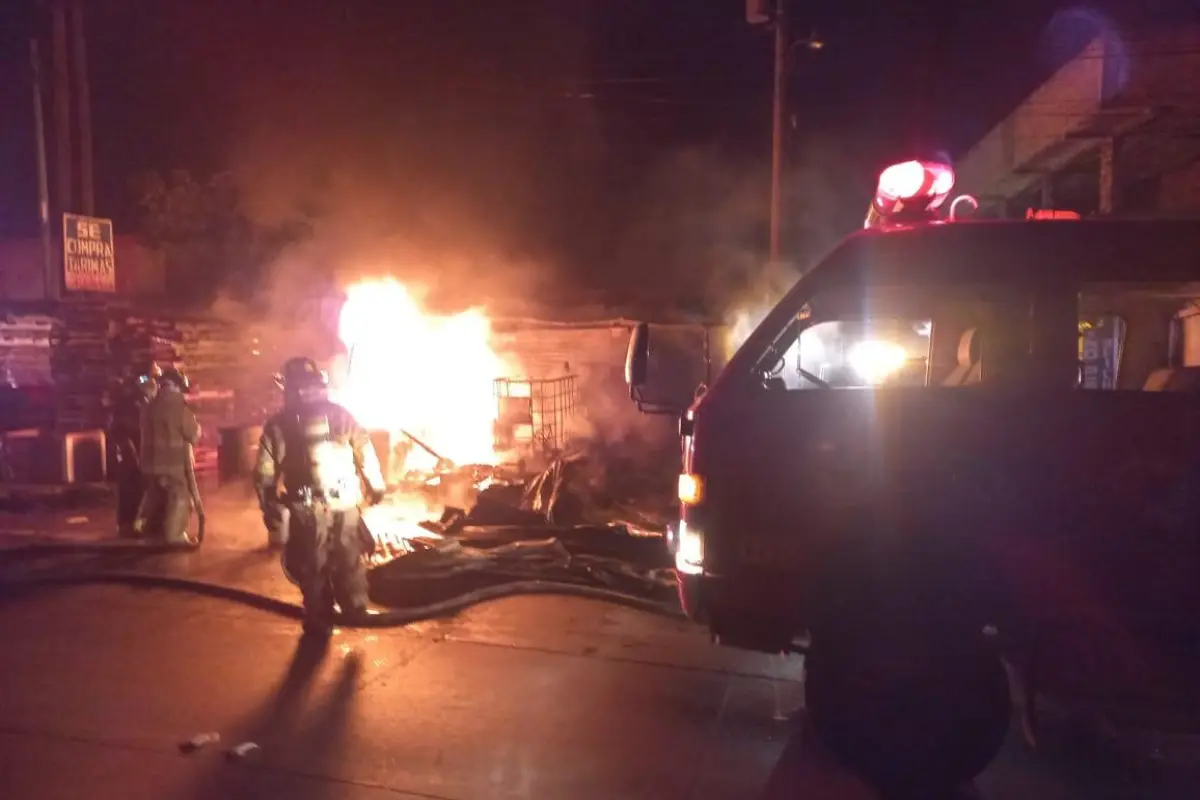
[804,629,1011,793]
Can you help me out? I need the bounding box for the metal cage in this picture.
[493,375,577,459]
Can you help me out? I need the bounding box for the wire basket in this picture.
[493,375,577,460]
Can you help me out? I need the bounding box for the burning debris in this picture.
[316,276,577,562]
[359,442,677,609]
[245,275,673,604]
[330,278,513,471]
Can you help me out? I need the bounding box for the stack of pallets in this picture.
[51,302,113,431]
[175,317,241,432]
[0,312,55,387]
[0,311,57,431]
[109,313,249,479]
[110,314,183,377]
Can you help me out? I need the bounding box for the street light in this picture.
[747,1,823,267]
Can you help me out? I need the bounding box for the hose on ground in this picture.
[0,539,201,558]
[0,534,677,589]
[0,570,687,625]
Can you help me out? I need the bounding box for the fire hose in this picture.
[0,571,687,625]
[186,445,206,544]
[0,531,686,625]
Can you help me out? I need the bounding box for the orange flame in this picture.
[329,278,511,469]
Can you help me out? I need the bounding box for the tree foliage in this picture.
[127,169,316,308]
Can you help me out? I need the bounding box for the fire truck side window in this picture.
[925,289,1038,387]
[1079,283,1200,391]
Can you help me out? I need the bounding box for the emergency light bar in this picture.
[865,160,956,229]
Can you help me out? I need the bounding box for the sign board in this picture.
[746,0,770,24]
[62,213,116,293]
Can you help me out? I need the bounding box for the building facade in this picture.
[956,28,1200,219]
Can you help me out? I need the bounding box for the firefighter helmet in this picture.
[274,356,329,391]
[158,364,191,392]
[133,361,163,387]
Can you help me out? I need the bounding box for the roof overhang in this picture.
[956,30,1200,208]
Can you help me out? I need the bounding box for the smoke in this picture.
[609,132,870,361]
[188,0,601,320]
[610,132,870,321]
[174,1,870,478]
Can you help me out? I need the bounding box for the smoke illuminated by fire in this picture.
[726,305,770,359]
[330,278,510,470]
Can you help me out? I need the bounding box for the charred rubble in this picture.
[363,446,679,611]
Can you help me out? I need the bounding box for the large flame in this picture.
[329,278,509,470]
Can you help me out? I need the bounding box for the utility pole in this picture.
[71,2,95,216]
[748,0,788,266]
[30,39,56,300]
[769,0,786,266]
[51,1,74,217]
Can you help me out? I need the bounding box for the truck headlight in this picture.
[675,520,704,575]
[678,473,705,506]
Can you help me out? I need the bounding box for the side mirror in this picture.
[625,322,650,394]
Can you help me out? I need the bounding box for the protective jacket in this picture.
[140,386,201,478]
[109,382,151,533]
[110,384,146,456]
[255,398,385,633]
[255,398,385,508]
[134,385,201,543]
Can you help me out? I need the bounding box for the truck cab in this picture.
[625,160,1200,792]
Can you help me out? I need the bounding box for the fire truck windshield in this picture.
[745,276,1035,392]
[767,317,932,389]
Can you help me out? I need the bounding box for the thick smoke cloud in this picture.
[206,0,600,316]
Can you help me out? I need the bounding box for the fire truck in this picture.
[625,159,1200,791]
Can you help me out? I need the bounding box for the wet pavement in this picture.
[0,492,1198,798]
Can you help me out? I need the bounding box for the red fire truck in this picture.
[626,159,1200,791]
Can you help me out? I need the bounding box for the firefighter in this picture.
[110,362,160,537]
[255,357,385,637]
[134,365,202,545]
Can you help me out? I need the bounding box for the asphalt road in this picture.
[0,497,1198,798]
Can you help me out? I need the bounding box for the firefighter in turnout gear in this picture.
[134,365,202,544]
[110,362,160,537]
[255,357,386,637]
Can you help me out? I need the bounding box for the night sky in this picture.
[1,1,1198,309]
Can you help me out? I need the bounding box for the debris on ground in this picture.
[359,446,677,581]
[226,742,260,760]
[179,732,221,753]
[367,526,677,610]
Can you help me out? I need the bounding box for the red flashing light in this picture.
[878,161,931,201]
[869,160,956,228]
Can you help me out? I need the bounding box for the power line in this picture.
[439,79,764,110]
